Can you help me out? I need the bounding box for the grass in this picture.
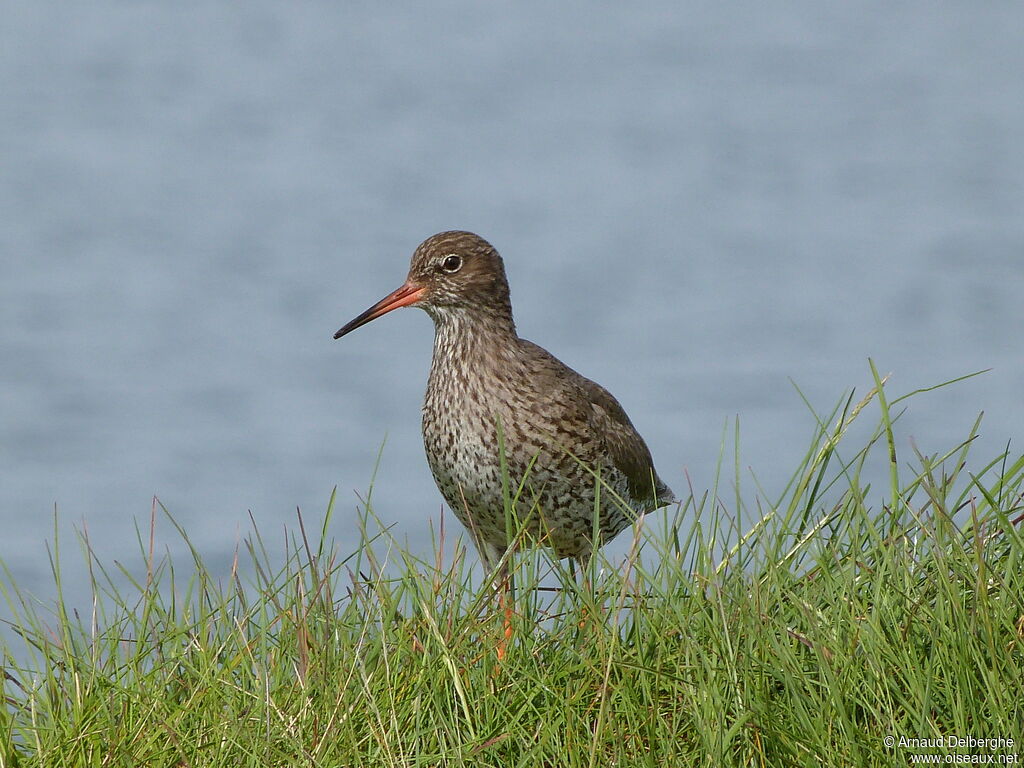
[2,365,1023,767]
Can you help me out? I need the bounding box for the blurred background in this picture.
[2,2,1022,620]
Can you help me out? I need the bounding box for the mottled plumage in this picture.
[335,231,674,571]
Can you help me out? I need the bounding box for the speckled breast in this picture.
[420,373,635,559]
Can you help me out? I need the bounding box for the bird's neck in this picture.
[427,306,518,373]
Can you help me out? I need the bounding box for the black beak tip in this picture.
[333,327,347,340]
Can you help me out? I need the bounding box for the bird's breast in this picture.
[420,364,513,523]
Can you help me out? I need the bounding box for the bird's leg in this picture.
[478,540,510,593]
[571,551,598,638]
[576,550,595,596]
[497,558,514,663]
[479,542,514,664]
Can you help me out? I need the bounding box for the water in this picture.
[2,2,1022,626]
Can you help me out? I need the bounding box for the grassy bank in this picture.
[2,367,1023,766]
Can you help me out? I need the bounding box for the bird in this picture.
[334,231,674,578]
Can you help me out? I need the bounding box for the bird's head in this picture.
[334,231,513,339]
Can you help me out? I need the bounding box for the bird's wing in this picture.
[574,374,674,506]
[517,340,674,507]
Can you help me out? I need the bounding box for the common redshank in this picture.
[334,231,674,574]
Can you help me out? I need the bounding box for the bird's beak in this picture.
[333,281,427,339]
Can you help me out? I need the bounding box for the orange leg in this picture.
[495,560,514,665]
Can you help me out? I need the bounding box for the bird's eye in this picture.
[441,254,462,273]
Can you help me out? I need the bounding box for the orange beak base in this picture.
[333,282,426,339]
